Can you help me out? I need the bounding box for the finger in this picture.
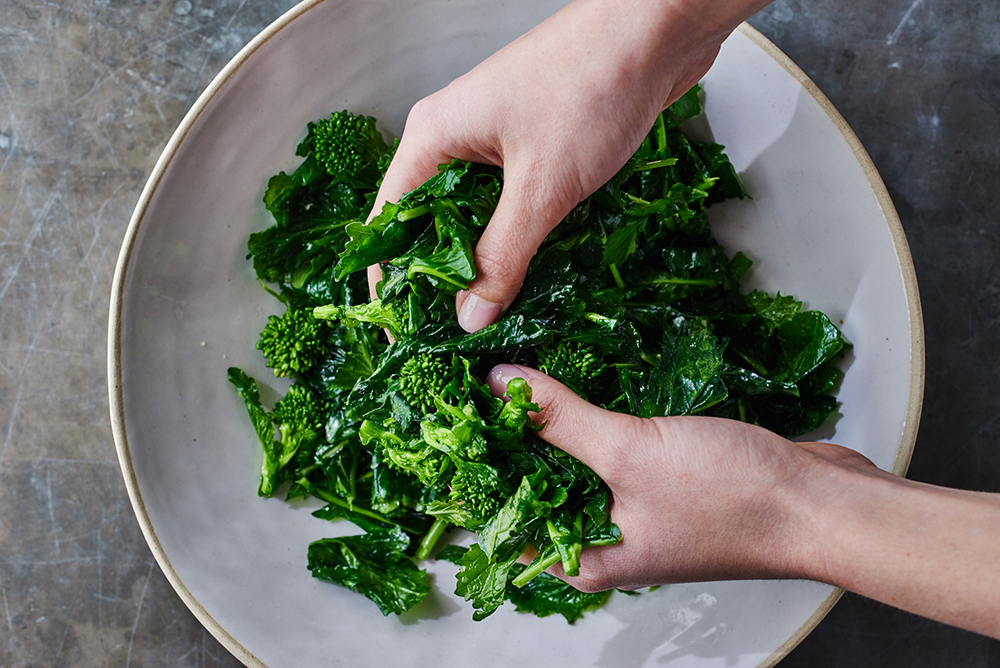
[368,139,446,223]
[366,264,382,302]
[456,172,579,332]
[487,364,644,483]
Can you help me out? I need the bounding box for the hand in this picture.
[487,364,1000,640]
[487,363,881,590]
[368,0,771,331]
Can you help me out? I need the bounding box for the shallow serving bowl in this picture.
[108,1,923,666]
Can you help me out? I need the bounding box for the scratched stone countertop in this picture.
[0,0,998,666]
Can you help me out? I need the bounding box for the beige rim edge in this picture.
[736,22,925,668]
[107,1,326,665]
[107,11,926,668]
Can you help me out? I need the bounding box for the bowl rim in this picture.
[106,2,925,665]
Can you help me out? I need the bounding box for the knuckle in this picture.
[472,245,527,296]
[405,96,438,128]
[403,95,450,145]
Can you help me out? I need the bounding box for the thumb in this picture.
[487,364,642,483]
[456,173,578,332]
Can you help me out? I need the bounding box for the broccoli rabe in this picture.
[313,297,411,342]
[398,353,462,412]
[226,370,328,498]
[308,110,392,181]
[256,306,328,378]
[273,382,329,432]
[536,340,608,399]
[449,460,503,519]
[232,91,848,623]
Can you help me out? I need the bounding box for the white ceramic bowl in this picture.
[108,1,923,666]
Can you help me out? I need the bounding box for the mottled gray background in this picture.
[0,0,997,665]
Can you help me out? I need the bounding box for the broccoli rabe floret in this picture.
[449,460,502,519]
[256,306,328,377]
[309,111,391,180]
[313,297,410,342]
[398,353,462,413]
[272,383,329,432]
[536,340,608,399]
[258,383,329,496]
[267,383,330,494]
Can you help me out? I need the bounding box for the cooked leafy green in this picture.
[228,93,848,621]
[307,526,430,616]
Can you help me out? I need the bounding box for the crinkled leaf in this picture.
[307,527,430,615]
[506,565,612,624]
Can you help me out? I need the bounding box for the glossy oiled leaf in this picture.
[506,566,612,624]
[776,311,846,383]
[307,528,430,616]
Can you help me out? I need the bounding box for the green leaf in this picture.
[775,311,846,383]
[358,420,451,488]
[506,566,612,624]
[453,542,518,621]
[399,160,469,203]
[662,84,703,129]
[227,367,287,497]
[602,219,645,266]
[333,204,420,280]
[746,291,802,332]
[405,239,477,290]
[620,330,729,417]
[307,527,430,615]
[479,475,548,561]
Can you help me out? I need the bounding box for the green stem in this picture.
[415,516,449,561]
[638,348,660,366]
[407,264,472,289]
[302,479,395,526]
[643,277,717,287]
[632,157,678,171]
[258,279,283,301]
[653,113,668,155]
[732,349,769,377]
[609,264,625,289]
[397,203,432,221]
[511,549,562,588]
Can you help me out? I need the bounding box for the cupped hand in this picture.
[368,0,768,331]
[487,363,883,592]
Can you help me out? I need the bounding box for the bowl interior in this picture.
[110,2,921,667]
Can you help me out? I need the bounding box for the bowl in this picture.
[108,1,923,666]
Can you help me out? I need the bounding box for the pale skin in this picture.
[367,0,1000,641]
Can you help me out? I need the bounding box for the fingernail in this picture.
[488,364,531,398]
[457,291,502,333]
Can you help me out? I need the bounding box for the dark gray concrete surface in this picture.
[0,0,997,665]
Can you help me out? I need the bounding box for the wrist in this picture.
[753,446,889,583]
[664,0,774,41]
[779,450,1000,638]
[570,0,769,108]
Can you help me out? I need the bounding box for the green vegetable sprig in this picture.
[229,88,849,622]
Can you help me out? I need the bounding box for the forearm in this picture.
[791,457,1000,639]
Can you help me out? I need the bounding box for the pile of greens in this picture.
[228,87,848,623]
